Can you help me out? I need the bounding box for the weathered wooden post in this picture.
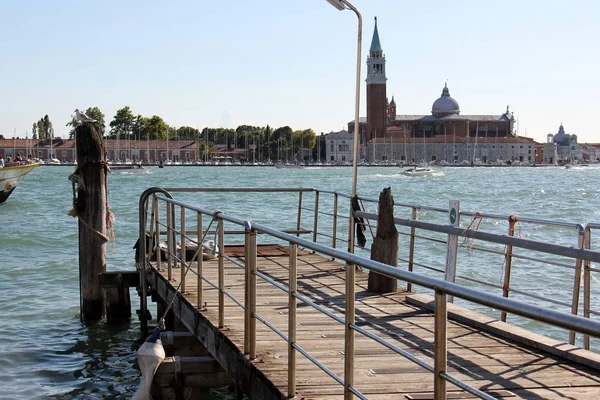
[367,187,399,293]
[72,123,108,322]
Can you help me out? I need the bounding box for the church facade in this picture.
[348,18,537,165]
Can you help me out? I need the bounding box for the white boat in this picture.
[402,166,435,176]
[275,163,304,169]
[110,164,150,175]
[0,162,40,203]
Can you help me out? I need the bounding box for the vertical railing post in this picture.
[332,193,339,251]
[244,222,251,355]
[197,212,203,309]
[147,197,156,260]
[583,227,591,350]
[312,191,320,244]
[434,289,447,400]
[296,191,303,237]
[155,198,162,271]
[501,215,517,322]
[444,201,460,303]
[137,187,173,334]
[180,206,186,293]
[407,207,417,292]
[288,243,298,398]
[248,226,258,359]
[167,202,173,281]
[218,215,225,329]
[344,260,355,400]
[569,227,585,345]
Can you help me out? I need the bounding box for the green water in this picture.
[1,165,599,398]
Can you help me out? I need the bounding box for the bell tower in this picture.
[366,17,387,142]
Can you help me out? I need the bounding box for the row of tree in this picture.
[29,106,320,161]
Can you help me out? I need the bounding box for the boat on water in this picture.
[402,166,435,176]
[109,164,150,175]
[275,163,304,169]
[0,162,40,203]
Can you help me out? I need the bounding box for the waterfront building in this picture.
[544,123,582,164]
[582,143,600,162]
[324,130,355,164]
[0,138,197,164]
[349,18,540,165]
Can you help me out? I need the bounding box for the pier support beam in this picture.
[368,187,399,293]
[74,124,108,322]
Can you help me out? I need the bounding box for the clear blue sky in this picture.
[1,0,598,143]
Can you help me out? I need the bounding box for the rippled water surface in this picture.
[1,165,600,399]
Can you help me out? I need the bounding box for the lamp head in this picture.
[326,0,345,11]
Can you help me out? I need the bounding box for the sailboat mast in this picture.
[472,121,479,163]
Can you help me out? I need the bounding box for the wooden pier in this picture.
[147,244,600,399]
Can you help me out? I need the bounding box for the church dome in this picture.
[553,124,569,145]
[432,83,460,116]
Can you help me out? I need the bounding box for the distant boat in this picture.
[402,166,435,177]
[0,162,40,203]
[275,164,304,169]
[110,164,149,175]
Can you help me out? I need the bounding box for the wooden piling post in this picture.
[367,187,399,293]
[74,124,107,322]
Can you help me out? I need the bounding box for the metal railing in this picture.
[137,187,600,400]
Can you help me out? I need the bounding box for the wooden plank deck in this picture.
[148,245,600,399]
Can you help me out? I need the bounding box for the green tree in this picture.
[131,114,145,140]
[272,126,293,161]
[36,120,46,139]
[43,115,52,139]
[176,126,200,140]
[145,115,169,140]
[263,125,272,161]
[67,107,105,138]
[108,106,135,139]
[32,123,38,139]
[293,129,316,150]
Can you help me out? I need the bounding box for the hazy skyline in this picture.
[1,1,598,143]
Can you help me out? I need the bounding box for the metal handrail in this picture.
[141,188,600,400]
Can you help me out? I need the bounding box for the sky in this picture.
[1,0,599,143]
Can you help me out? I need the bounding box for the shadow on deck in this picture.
[147,244,600,400]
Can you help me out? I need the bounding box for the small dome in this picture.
[553,124,569,145]
[432,83,460,116]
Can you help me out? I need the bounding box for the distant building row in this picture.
[322,18,599,165]
[0,138,199,163]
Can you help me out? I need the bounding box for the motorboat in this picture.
[110,164,150,174]
[0,162,40,203]
[275,163,304,169]
[402,166,435,177]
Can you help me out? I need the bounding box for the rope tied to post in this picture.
[67,160,115,248]
[351,195,366,248]
[509,213,522,238]
[498,213,521,286]
[460,211,483,252]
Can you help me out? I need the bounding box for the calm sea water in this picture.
[1,165,599,399]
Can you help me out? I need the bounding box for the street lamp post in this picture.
[326,0,362,200]
[325,2,362,399]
